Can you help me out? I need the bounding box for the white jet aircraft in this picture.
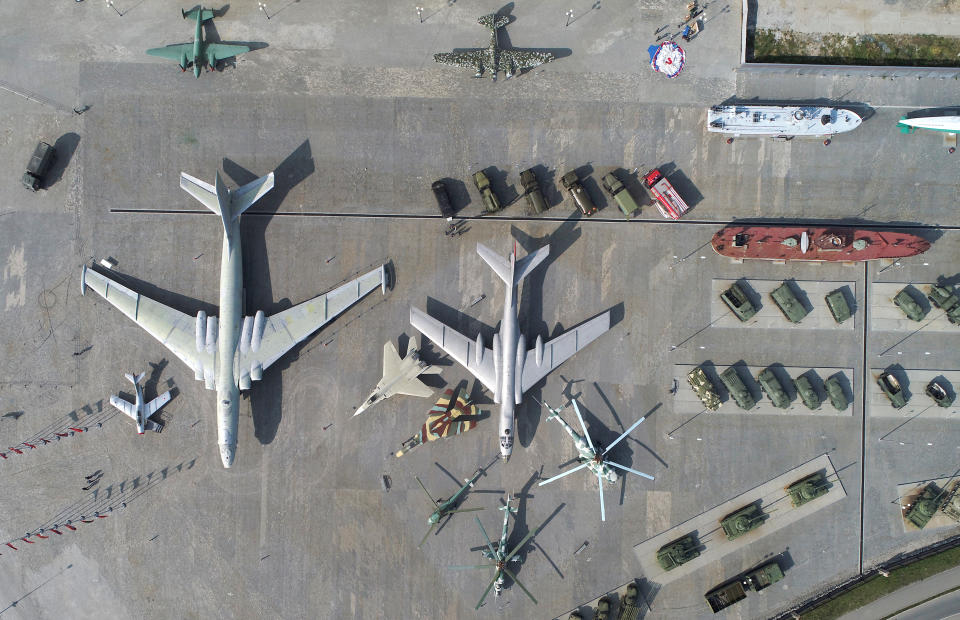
[410,242,611,461]
[82,167,388,468]
[110,372,172,434]
[353,337,441,416]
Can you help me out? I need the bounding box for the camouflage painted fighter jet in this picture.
[433,14,554,81]
[146,7,251,78]
[395,386,484,457]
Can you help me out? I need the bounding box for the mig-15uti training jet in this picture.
[146,7,251,78]
[433,13,554,81]
[82,167,388,468]
[410,242,611,461]
[110,372,172,434]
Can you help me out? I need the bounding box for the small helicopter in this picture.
[451,493,545,609]
[416,468,485,548]
[537,398,654,521]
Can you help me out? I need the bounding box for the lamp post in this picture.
[565,9,574,27]
[105,0,122,16]
[416,6,424,23]
[258,2,270,20]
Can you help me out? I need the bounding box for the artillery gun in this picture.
[786,472,831,507]
[720,504,767,540]
[656,534,700,571]
[687,367,721,411]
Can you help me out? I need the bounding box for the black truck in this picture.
[23,141,55,191]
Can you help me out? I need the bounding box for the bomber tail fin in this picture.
[478,241,548,285]
[478,14,509,30]
[182,8,215,21]
[124,372,145,385]
[180,170,275,233]
[512,244,549,284]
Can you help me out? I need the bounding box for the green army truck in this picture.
[720,366,756,410]
[705,561,784,613]
[600,172,640,217]
[472,170,501,214]
[786,472,831,507]
[519,168,547,214]
[720,504,767,540]
[656,534,700,571]
[757,368,790,408]
[928,282,960,325]
[770,282,809,323]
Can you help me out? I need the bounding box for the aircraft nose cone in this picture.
[194,66,201,78]
[220,444,235,468]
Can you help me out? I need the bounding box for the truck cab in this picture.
[472,170,501,214]
[600,172,639,217]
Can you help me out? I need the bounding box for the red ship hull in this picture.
[711,226,930,262]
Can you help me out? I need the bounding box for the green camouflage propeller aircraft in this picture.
[433,14,554,81]
[416,468,485,548]
[146,7,251,78]
[450,494,545,609]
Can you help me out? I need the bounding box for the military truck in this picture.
[824,374,849,411]
[786,472,831,507]
[600,172,640,217]
[894,287,927,321]
[720,366,756,410]
[560,170,597,216]
[719,283,757,322]
[905,483,943,530]
[656,534,700,571]
[519,168,547,214]
[472,170,501,214]
[770,282,809,323]
[825,288,852,324]
[793,374,821,410]
[877,371,908,409]
[704,561,783,613]
[926,379,955,408]
[22,141,55,191]
[928,282,960,324]
[431,180,455,220]
[687,367,721,411]
[757,368,790,408]
[720,504,766,540]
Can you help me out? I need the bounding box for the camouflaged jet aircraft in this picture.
[82,166,388,468]
[146,7,251,78]
[433,14,554,81]
[395,386,484,457]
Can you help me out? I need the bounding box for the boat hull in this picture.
[711,226,930,262]
[707,106,862,137]
[898,115,960,134]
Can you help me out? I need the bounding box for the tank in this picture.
[720,367,756,410]
[711,225,930,263]
[770,283,809,323]
[793,375,821,410]
[894,287,927,321]
[824,374,849,411]
[905,483,943,530]
[786,472,831,507]
[825,288,852,324]
[687,367,721,411]
[757,368,790,408]
[720,504,766,540]
[656,534,700,571]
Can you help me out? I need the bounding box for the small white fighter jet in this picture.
[109,372,172,434]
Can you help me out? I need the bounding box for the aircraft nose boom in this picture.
[220,444,235,468]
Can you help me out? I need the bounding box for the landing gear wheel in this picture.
[823,139,832,146]
[726,138,733,144]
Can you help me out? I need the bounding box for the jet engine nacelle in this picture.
[195,310,219,354]
[514,333,526,405]
[492,333,502,404]
[238,311,266,355]
[535,334,544,367]
[475,332,484,366]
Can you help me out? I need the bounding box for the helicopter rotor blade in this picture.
[416,476,439,507]
[606,460,655,480]
[597,470,606,522]
[475,571,500,610]
[418,522,436,548]
[503,520,544,564]
[475,516,498,558]
[571,400,595,453]
[449,564,491,570]
[503,566,538,605]
[447,507,485,515]
[537,462,590,486]
[602,415,647,455]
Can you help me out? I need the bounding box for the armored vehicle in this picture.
[22,141,55,191]
[770,282,809,323]
[742,561,784,592]
[928,283,960,325]
[519,168,547,214]
[720,504,766,540]
[720,367,756,410]
[786,472,831,507]
[877,371,908,409]
[687,367,721,411]
[656,534,700,571]
[595,596,611,620]
[793,374,821,410]
[824,374,849,411]
[705,579,747,613]
[431,180,455,220]
[618,583,642,620]
[757,368,790,408]
[600,172,640,217]
[825,288,852,323]
[941,483,960,522]
[905,483,943,529]
[926,379,955,408]
[560,170,597,216]
[704,560,783,613]
[719,283,757,322]
[894,287,927,321]
[472,170,501,213]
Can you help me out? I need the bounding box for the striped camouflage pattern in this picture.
[396,386,483,457]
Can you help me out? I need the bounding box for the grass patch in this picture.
[748,29,960,67]
[801,546,960,619]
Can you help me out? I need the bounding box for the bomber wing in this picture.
[520,312,611,393]
[235,265,387,383]
[145,43,194,63]
[434,50,487,70]
[81,266,215,382]
[205,43,252,62]
[499,49,554,72]
[409,307,497,394]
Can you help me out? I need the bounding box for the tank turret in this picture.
[656,534,700,571]
[786,472,831,507]
[905,483,943,530]
[720,504,767,540]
